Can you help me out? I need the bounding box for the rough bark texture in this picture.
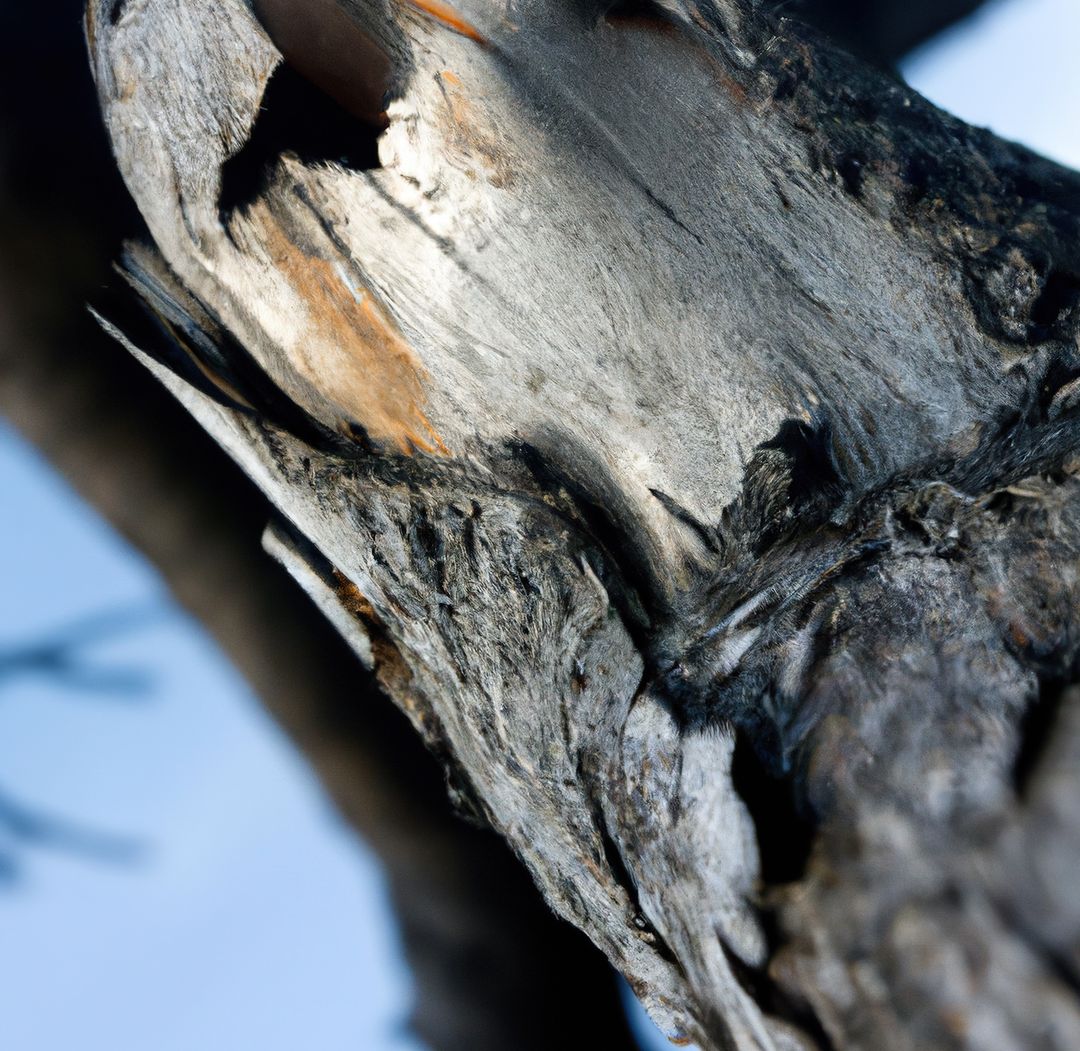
[86,0,1080,1048]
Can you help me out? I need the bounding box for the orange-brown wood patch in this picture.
[403,0,487,43]
[332,569,378,620]
[257,210,449,456]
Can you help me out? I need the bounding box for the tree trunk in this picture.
[86,0,1080,1048]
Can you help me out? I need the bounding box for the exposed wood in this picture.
[87,0,1080,1047]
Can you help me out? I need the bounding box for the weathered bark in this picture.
[0,7,640,1049]
[86,0,1080,1048]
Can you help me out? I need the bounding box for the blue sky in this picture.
[0,2,1075,1048]
[903,0,1080,171]
[0,422,421,1051]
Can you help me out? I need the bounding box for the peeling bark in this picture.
[86,0,1080,1047]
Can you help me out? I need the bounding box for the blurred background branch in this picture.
[0,606,164,695]
[0,781,144,883]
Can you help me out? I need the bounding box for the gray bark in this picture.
[86,0,1080,1048]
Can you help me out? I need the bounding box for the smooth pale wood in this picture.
[89,0,1080,1047]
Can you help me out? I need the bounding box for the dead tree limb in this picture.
[86,0,1080,1047]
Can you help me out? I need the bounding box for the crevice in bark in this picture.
[576,725,686,971]
[719,937,834,1051]
[729,728,816,886]
[596,816,683,968]
[703,414,855,579]
[753,417,848,545]
[1032,270,1080,341]
[269,513,465,761]
[1013,679,1072,798]
[602,0,672,29]
[218,60,385,225]
[834,151,865,199]
[651,489,722,556]
[100,262,256,417]
[100,252,358,459]
[512,439,660,636]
